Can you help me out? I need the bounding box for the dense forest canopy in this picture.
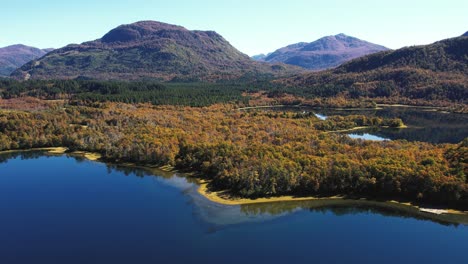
[0,79,252,107]
[1,75,466,111]
[0,34,467,210]
[279,36,468,105]
[0,98,466,209]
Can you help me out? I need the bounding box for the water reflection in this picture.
[0,150,46,164]
[315,107,468,143]
[314,113,327,120]
[240,199,468,227]
[348,132,389,141]
[245,106,467,143]
[100,156,468,228]
[2,151,468,228]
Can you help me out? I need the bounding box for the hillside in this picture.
[278,36,468,103]
[262,34,388,70]
[12,21,301,81]
[0,45,52,76]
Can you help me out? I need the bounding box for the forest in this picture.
[278,35,468,109]
[0,98,466,209]
[1,77,466,111]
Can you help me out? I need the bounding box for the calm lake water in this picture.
[1,152,468,264]
[316,107,468,143]
[255,106,468,143]
[348,133,389,141]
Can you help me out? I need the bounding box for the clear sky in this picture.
[1,0,467,56]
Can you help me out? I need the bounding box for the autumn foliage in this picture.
[0,100,466,208]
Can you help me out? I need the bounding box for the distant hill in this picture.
[0,45,52,76]
[251,53,270,61]
[262,34,389,70]
[12,21,301,81]
[279,35,468,103]
[463,31,468,37]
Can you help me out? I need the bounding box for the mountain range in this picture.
[12,21,301,81]
[0,45,53,76]
[254,34,389,70]
[279,35,468,102]
[5,20,468,104]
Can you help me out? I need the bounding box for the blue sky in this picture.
[1,0,467,55]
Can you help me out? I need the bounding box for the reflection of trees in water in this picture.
[369,127,466,144]
[317,108,468,143]
[104,164,155,178]
[3,151,467,227]
[261,106,468,143]
[240,199,467,227]
[0,151,57,164]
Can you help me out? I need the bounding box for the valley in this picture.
[0,9,467,263]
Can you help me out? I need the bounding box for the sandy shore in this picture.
[198,180,468,216]
[0,147,67,155]
[197,180,343,205]
[70,151,102,161]
[1,147,466,216]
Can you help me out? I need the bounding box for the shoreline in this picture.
[237,105,382,112]
[0,147,68,155]
[0,147,100,161]
[327,126,370,133]
[198,180,468,216]
[236,103,462,114]
[197,180,343,205]
[376,103,446,109]
[1,147,467,216]
[327,124,407,134]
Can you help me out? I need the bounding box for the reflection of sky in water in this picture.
[164,174,299,226]
[348,133,389,141]
[2,152,468,264]
[314,113,327,120]
[114,165,294,227]
[159,171,468,229]
[313,107,468,143]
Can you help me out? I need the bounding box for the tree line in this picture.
[0,100,466,209]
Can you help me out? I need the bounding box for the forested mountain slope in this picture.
[12,21,302,81]
[279,36,468,103]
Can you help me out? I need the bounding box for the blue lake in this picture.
[253,106,468,143]
[348,133,389,141]
[315,107,468,143]
[1,152,467,264]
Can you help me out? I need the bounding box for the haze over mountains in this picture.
[251,53,270,61]
[12,21,301,81]
[253,34,389,70]
[0,45,53,76]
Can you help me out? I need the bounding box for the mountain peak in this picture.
[463,31,468,37]
[12,20,301,81]
[0,44,50,76]
[263,34,388,70]
[280,35,468,103]
[335,33,348,37]
[101,20,187,43]
[333,33,354,40]
[1,44,37,52]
